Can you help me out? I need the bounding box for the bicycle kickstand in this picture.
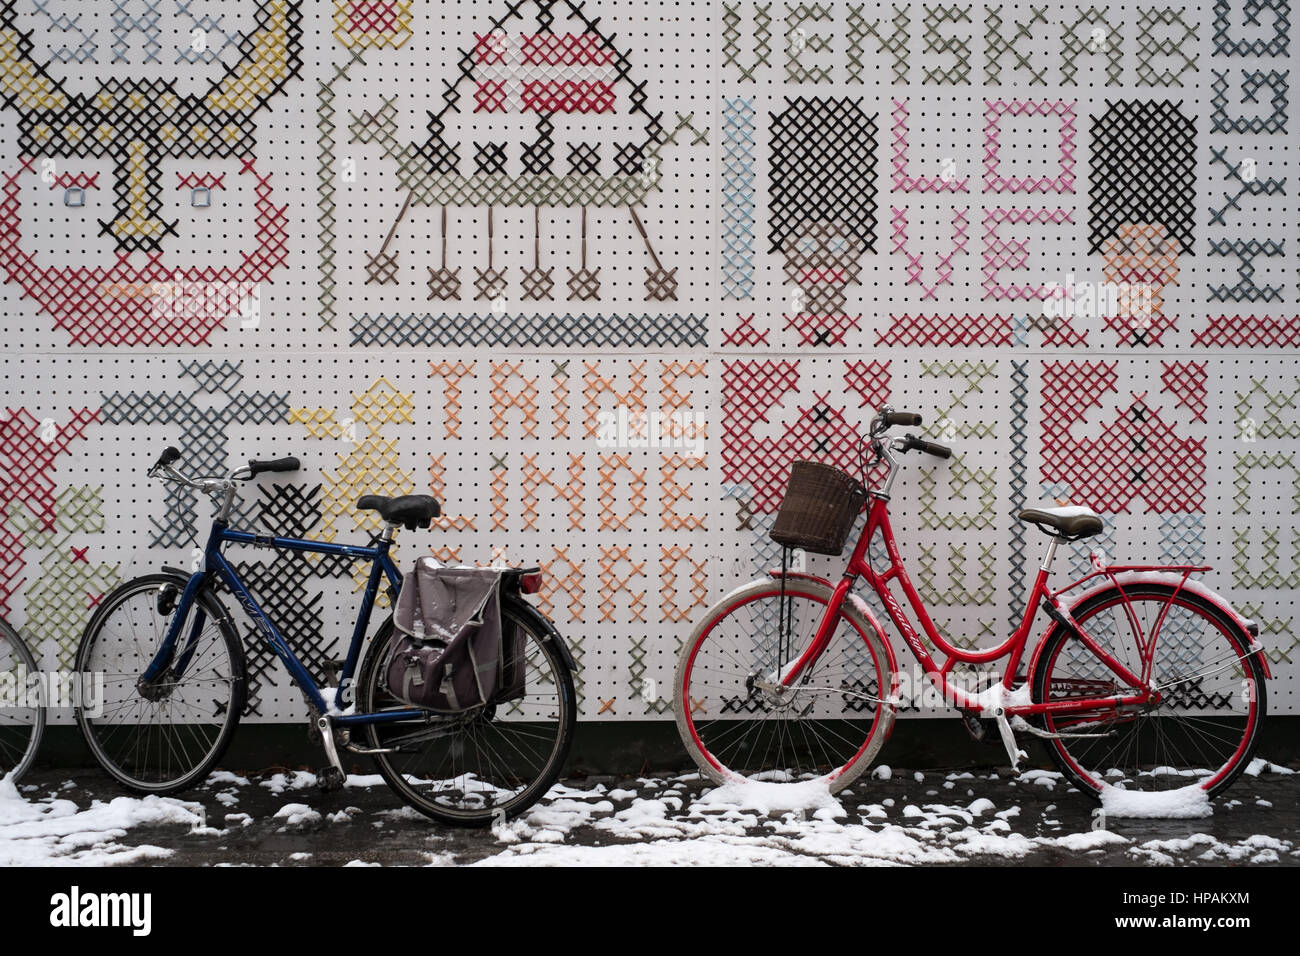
[991,707,1028,773]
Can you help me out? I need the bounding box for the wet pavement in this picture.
[6,759,1297,867]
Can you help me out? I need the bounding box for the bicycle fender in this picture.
[1024,580,1273,686]
[505,596,578,673]
[156,566,238,633]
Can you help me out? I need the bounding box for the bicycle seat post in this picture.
[1040,536,1058,573]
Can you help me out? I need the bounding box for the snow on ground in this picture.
[0,774,201,866]
[2,762,1296,867]
[1099,783,1213,819]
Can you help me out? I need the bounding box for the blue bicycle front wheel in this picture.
[75,573,246,793]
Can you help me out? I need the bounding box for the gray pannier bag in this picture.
[384,558,509,712]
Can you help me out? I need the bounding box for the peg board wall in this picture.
[1,0,1297,724]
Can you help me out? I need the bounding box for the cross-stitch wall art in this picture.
[1,0,1296,723]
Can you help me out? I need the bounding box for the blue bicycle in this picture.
[74,447,577,825]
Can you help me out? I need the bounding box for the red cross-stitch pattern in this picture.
[1160,361,1208,424]
[843,360,891,408]
[784,312,862,346]
[175,172,228,191]
[475,79,509,112]
[51,172,99,190]
[1041,314,1089,347]
[0,406,100,616]
[1041,361,1205,513]
[723,360,889,513]
[1102,310,1179,346]
[520,80,616,114]
[876,313,1015,346]
[0,158,288,346]
[521,33,616,66]
[1193,315,1300,348]
[348,1,401,34]
[473,33,509,64]
[722,313,771,347]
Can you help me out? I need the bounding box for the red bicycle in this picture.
[676,407,1270,801]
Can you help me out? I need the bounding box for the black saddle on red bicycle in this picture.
[356,494,441,530]
[1017,506,1103,540]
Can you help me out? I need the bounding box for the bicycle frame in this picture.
[138,518,426,727]
[779,495,1204,719]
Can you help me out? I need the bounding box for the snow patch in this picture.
[1100,783,1212,819]
[697,778,841,816]
[273,803,322,827]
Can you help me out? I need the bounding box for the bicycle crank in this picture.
[316,714,347,780]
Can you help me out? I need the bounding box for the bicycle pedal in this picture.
[317,766,345,792]
[322,658,345,681]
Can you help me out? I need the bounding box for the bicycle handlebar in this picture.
[883,410,922,427]
[249,457,301,476]
[149,448,300,492]
[901,434,953,460]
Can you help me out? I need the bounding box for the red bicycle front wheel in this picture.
[675,578,895,792]
[1034,583,1266,799]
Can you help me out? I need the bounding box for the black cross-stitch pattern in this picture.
[417,0,664,181]
[0,0,303,254]
[769,97,878,256]
[1087,99,1196,255]
[214,483,350,717]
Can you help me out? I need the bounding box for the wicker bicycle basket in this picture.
[769,460,869,556]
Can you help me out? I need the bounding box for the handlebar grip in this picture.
[884,411,922,427]
[908,436,952,459]
[248,457,300,476]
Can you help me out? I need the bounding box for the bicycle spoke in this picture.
[1042,588,1261,795]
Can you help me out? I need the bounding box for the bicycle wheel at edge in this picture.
[1033,582,1266,799]
[75,573,246,793]
[358,596,576,827]
[675,578,895,793]
[0,616,45,783]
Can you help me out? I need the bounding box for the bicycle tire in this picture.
[0,616,44,783]
[1033,582,1266,800]
[75,572,246,794]
[675,577,896,793]
[357,595,576,827]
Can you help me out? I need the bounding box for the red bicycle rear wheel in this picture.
[675,578,895,792]
[1034,583,1265,799]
